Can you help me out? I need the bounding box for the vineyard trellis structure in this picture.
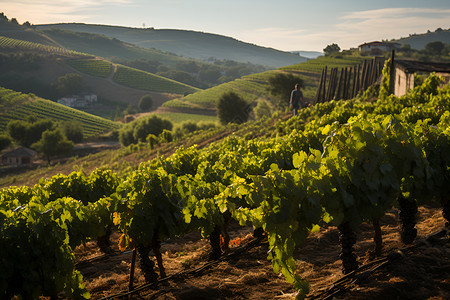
[314,56,386,103]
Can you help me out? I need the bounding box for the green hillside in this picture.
[66,58,112,78]
[0,35,200,114]
[36,23,308,68]
[163,55,367,110]
[40,28,189,65]
[0,14,58,47]
[0,35,89,57]
[394,28,450,49]
[0,87,122,138]
[112,64,200,94]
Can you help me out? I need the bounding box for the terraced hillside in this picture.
[0,35,89,57]
[163,55,368,110]
[0,87,122,138]
[0,36,200,113]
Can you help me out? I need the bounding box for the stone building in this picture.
[393,60,450,97]
[1,147,37,166]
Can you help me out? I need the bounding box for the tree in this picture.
[400,44,412,53]
[425,41,445,56]
[0,135,11,151]
[138,95,153,112]
[217,92,250,125]
[267,73,304,109]
[158,70,198,86]
[323,43,341,55]
[132,115,172,142]
[62,121,84,143]
[198,68,221,84]
[7,119,54,147]
[119,115,173,146]
[52,73,83,97]
[146,134,158,149]
[160,129,173,143]
[31,129,74,164]
[176,61,199,73]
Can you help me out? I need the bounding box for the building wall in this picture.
[394,67,414,97]
[2,156,33,166]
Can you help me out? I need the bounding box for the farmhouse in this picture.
[359,41,401,54]
[393,60,450,97]
[57,94,97,108]
[1,146,37,166]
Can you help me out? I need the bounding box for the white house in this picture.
[359,42,401,54]
[57,94,97,108]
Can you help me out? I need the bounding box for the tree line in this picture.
[114,57,268,89]
[0,117,83,163]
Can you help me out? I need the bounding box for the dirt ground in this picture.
[74,203,449,300]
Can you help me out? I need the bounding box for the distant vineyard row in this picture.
[67,59,112,78]
[67,59,200,95]
[0,35,90,57]
[112,64,200,94]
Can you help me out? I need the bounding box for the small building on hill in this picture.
[359,41,401,54]
[1,147,37,166]
[393,60,450,97]
[57,94,97,108]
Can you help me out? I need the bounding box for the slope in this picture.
[0,15,58,47]
[163,55,367,111]
[0,87,122,138]
[36,23,308,68]
[394,28,450,49]
[37,27,192,66]
[0,35,200,115]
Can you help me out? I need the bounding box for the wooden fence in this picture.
[314,57,386,103]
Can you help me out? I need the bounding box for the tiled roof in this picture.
[396,60,450,73]
[2,147,37,158]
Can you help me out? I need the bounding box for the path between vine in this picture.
[74,203,449,299]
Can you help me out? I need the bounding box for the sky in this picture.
[1,0,450,52]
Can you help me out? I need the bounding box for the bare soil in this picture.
[74,204,449,300]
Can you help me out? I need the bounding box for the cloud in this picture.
[334,8,450,48]
[289,7,450,51]
[1,0,135,24]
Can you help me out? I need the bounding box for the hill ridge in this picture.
[36,23,308,68]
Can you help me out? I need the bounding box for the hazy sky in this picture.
[1,0,450,51]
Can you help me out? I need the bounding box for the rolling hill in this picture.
[394,28,450,49]
[0,34,200,117]
[36,23,308,68]
[163,55,368,111]
[0,87,122,138]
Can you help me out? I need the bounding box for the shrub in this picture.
[160,129,173,143]
[119,115,173,146]
[217,92,251,125]
[146,134,158,149]
[62,121,83,143]
[0,134,11,151]
[138,95,153,112]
